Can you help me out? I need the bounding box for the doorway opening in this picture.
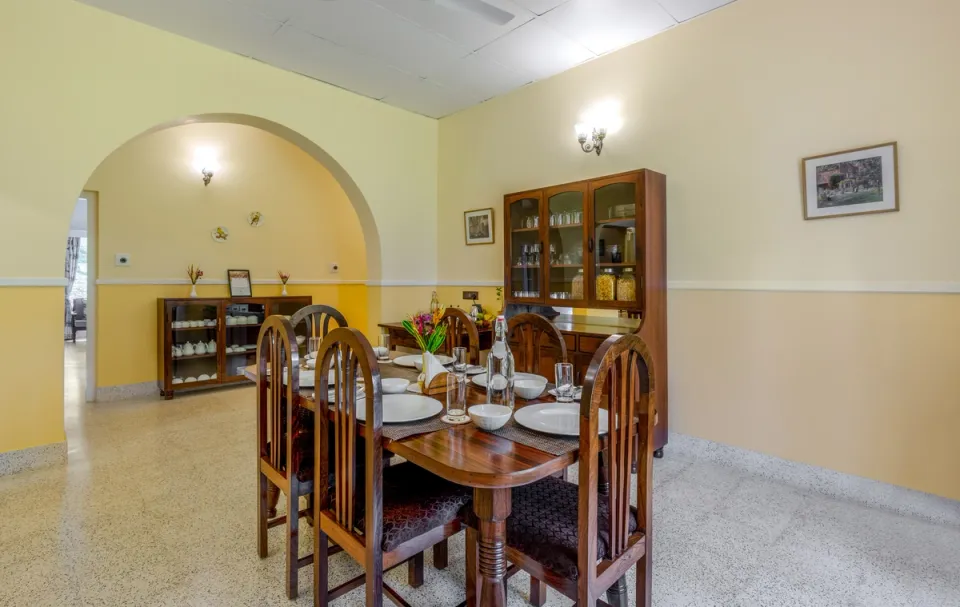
[64,192,97,420]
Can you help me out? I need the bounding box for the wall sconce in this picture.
[192,147,220,186]
[576,124,607,155]
[575,100,623,156]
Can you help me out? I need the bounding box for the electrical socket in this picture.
[115,253,131,266]
[330,263,339,273]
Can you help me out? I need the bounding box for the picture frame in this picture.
[464,208,495,245]
[801,142,899,220]
[227,269,252,297]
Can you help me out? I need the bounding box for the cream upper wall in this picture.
[438,0,960,285]
[87,123,366,282]
[0,0,438,284]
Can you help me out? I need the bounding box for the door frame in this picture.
[82,190,98,402]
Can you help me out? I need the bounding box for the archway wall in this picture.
[0,0,439,455]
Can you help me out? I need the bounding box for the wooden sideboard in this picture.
[157,296,311,399]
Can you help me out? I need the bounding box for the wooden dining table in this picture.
[244,360,572,607]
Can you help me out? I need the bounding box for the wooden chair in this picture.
[507,312,568,378]
[70,298,86,342]
[256,316,315,599]
[502,333,656,607]
[290,304,348,342]
[438,307,480,365]
[313,328,473,607]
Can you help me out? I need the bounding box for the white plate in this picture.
[513,402,609,437]
[471,372,547,389]
[284,368,337,388]
[464,365,485,376]
[357,394,442,423]
[393,354,455,368]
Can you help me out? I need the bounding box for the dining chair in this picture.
[313,328,473,607]
[438,307,480,365]
[506,312,568,378]
[290,304,348,342]
[500,333,656,607]
[256,316,316,599]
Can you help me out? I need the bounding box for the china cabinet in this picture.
[157,296,311,399]
[503,169,668,453]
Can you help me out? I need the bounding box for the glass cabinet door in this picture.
[223,300,267,380]
[544,183,588,305]
[591,174,640,307]
[169,301,220,385]
[506,192,543,301]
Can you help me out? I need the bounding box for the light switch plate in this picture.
[115,253,131,266]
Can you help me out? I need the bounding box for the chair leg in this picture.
[315,530,329,607]
[637,542,652,607]
[529,577,547,607]
[407,552,424,588]
[257,472,269,558]
[433,539,449,570]
[465,528,480,607]
[266,481,281,519]
[606,575,628,607]
[286,486,299,599]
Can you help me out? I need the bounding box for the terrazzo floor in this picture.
[0,350,958,606]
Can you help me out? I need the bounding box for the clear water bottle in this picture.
[486,316,515,409]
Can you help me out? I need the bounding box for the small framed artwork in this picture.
[801,142,899,220]
[227,269,252,297]
[464,208,495,245]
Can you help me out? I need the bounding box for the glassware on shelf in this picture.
[572,269,584,299]
[533,215,539,228]
[610,244,622,264]
[624,228,636,264]
[597,268,616,301]
[549,214,556,227]
[617,268,636,302]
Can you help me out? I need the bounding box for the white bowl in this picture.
[381,378,410,394]
[468,404,512,431]
[514,378,548,400]
[184,377,197,383]
[172,377,184,384]
[247,315,258,323]
[226,317,237,326]
[197,374,211,381]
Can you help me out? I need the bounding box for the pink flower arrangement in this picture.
[187,264,203,285]
[278,270,291,285]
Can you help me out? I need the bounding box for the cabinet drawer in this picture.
[562,333,576,352]
[578,335,606,353]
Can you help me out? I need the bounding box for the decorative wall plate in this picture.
[211,226,229,243]
[247,211,264,227]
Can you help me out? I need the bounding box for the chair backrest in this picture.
[256,316,303,485]
[72,298,87,319]
[290,304,348,342]
[578,333,655,585]
[314,327,384,591]
[506,312,568,377]
[438,307,480,365]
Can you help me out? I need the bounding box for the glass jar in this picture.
[624,228,636,264]
[571,269,584,300]
[617,268,636,302]
[596,268,616,301]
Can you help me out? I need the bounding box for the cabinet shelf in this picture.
[511,265,542,269]
[549,223,583,229]
[597,263,636,267]
[174,352,217,361]
[172,325,217,332]
[595,217,635,227]
[511,227,540,233]
[226,322,263,329]
[549,264,583,268]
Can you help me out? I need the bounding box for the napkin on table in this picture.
[422,352,449,388]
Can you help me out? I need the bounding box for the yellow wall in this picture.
[437,0,960,499]
[0,0,438,454]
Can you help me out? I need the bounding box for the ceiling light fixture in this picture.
[192,147,221,186]
[575,100,623,156]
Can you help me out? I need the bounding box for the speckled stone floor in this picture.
[0,349,958,606]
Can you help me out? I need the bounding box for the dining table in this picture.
[244,358,576,607]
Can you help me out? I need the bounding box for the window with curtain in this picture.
[69,237,88,302]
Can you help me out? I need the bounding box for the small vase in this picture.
[281,284,288,296]
[189,284,198,298]
[418,351,429,392]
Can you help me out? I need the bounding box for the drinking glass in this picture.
[452,346,468,375]
[377,333,391,361]
[555,362,574,403]
[446,372,467,418]
[307,337,320,357]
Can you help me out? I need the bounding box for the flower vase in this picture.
[281,284,288,296]
[189,283,198,298]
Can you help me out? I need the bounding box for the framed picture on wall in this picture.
[801,142,899,220]
[227,269,252,297]
[464,208,495,245]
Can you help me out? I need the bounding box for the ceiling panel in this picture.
[82,0,282,56]
[253,25,420,100]
[543,0,676,55]
[655,0,737,22]
[473,19,595,81]
[381,78,486,118]
[511,0,570,15]
[427,53,534,101]
[369,0,535,51]
[291,0,469,77]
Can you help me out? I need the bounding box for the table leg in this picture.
[473,487,511,607]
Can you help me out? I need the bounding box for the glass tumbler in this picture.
[555,362,574,403]
[452,346,468,375]
[446,372,467,418]
[377,333,391,360]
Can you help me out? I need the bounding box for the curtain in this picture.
[64,236,80,339]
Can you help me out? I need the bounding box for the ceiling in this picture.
[78,0,736,118]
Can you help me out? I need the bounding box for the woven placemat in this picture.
[487,413,580,456]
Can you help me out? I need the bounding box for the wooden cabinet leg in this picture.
[474,487,511,607]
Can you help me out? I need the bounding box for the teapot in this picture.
[182,342,196,356]
[207,339,217,353]
[196,342,208,355]
[172,345,183,358]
